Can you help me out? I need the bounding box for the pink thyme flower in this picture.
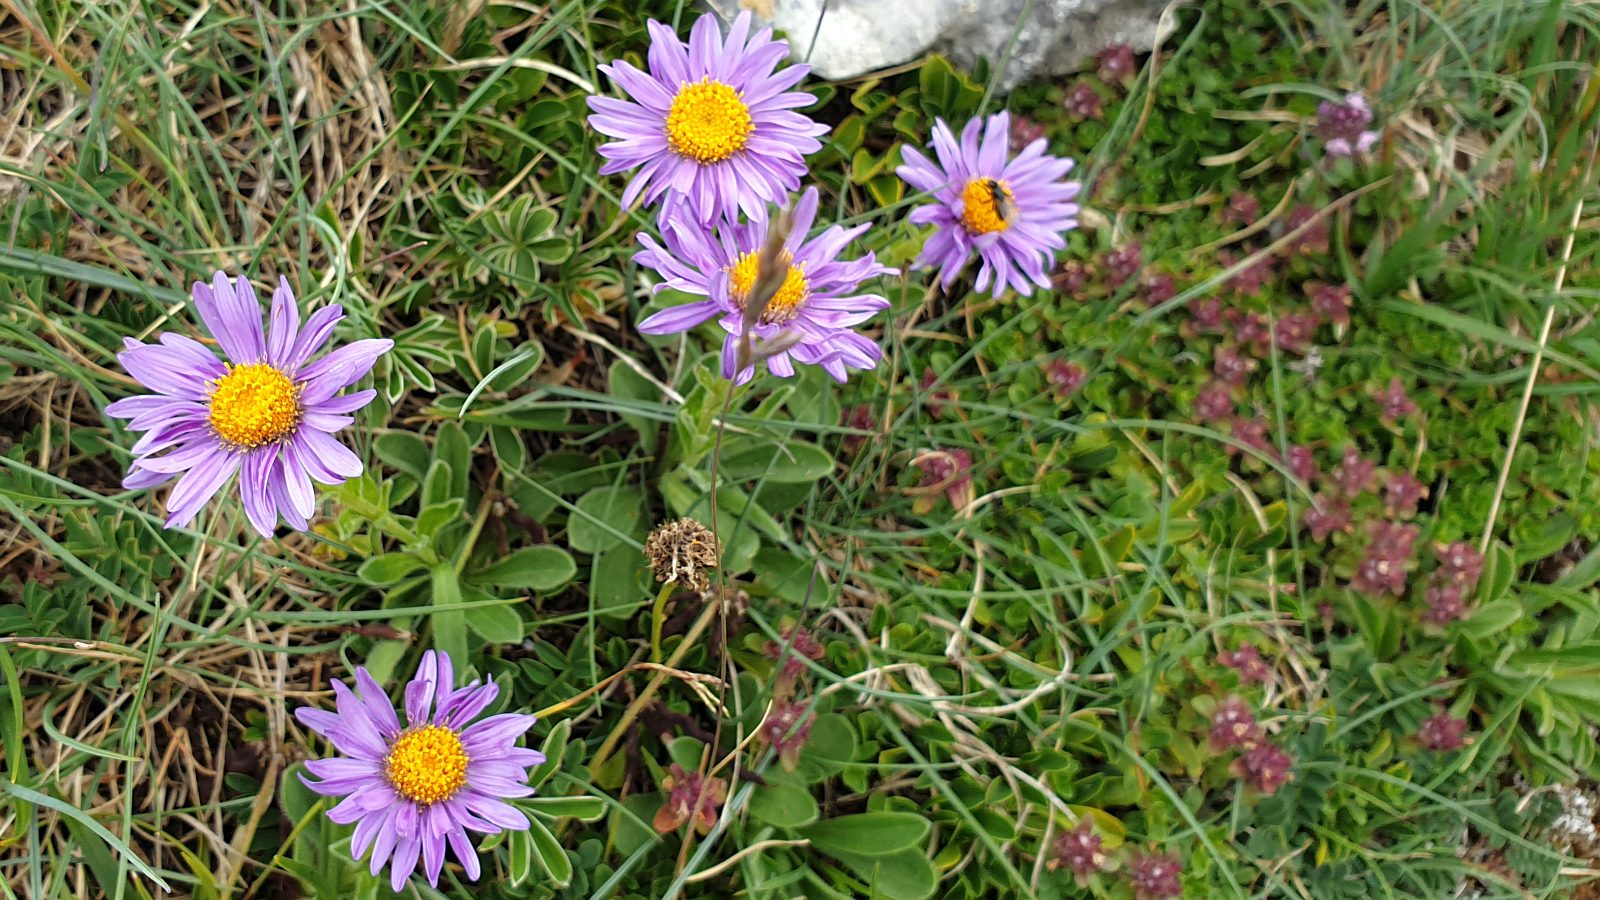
[919,367,958,418]
[1307,282,1352,328]
[1328,445,1377,498]
[1052,259,1095,296]
[1227,309,1272,356]
[1098,44,1136,84]
[1385,472,1427,518]
[1214,346,1255,386]
[1219,645,1272,685]
[1435,542,1484,590]
[1421,582,1467,625]
[1218,249,1273,297]
[1194,381,1235,424]
[1010,115,1048,152]
[1188,297,1226,333]
[763,625,826,695]
[1227,417,1272,456]
[1316,93,1380,158]
[1377,377,1418,422]
[1351,522,1420,597]
[1045,359,1087,398]
[1126,850,1183,900]
[1286,445,1317,484]
[1048,819,1113,887]
[913,448,974,513]
[1143,272,1177,304]
[1229,744,1295,795]
[1303,494,1352,541]
[1273,310,1320,355]
[1208,695,1262,752]
[1064,81,1104,119]
[1415,711,1467,751]
[654,763,728,834]
[1281,206,1329,256]
[1224,191,1259,225]
[756,698,815,771]
[1106,242,1143,288]
[841,404,876,453]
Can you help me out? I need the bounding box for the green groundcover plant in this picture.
[0,0,1597,898]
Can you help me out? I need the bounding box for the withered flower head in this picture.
[644,517,721,593]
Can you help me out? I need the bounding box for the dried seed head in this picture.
[644,517,722,593]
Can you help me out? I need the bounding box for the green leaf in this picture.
[430,563,470,672]
[721,441,835,483]
[375,432,430,480]
[1459,600,1522,642]
[825,848,937,900]
[749,781,820,828]
[490,425,527,474]
[608,361,661,454]
[590,545,650,622]
[462,588,524,643]
[470,546,577,591]
[435,422,472,500]
[569,486,643,554]
[359,553,425,585]
[527,814,573,886]
[530,719,569,789]
[508,829,535,887]
[528,795,606,821]
[417,497,466,538]
[799,812,930,857]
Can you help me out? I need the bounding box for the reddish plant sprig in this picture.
[1230,744,1296,795]
[1224,191,1259,225]
[1194,381,1235,424]
[1303,494,1352,541]
[1208,695,1262,752]
[1377,377,1418,422]
[1126,851,1183,900]
[1045,359,1087,398]
[1048,819,1115,887]
[1218,645,1273,685]
[1328,445,1378,498]
[1384,471,1427,518]
[1064,82,1103,119]
[1106,242,1144,288]
[1415,711,1468,751]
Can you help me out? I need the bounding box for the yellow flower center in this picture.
[207,363,302,448]
[960,178,1014,235]
[666,78,753,164]
[728,251,809,325]
[385,725,469,806]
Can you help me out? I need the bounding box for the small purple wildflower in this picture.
[1228,309,1273,356]
[1303,494,1352,541]
[1307,282,1352,327]
[1281,206,1329,256]
[1208,695,1262,752]
[1051,259,1095,296]
[762,625,826,695]
[1048,820,1112,887]
[1213,346,1252,386]
[1188,298,1226,334]
[919,367,959,418]
[757,698,815,771]
[1106,242,1143,288]
[1228,417,1272,456]
[913,449,974,513]
[1045,359,1087,398]
[1143,272,1178,304]
[1219,645,1272,685]
[1316,93,1380,158]
[1098,44,1137,84]
[1415,711,1468,752]
[1224,191,1259,226]
[1194,381,1235,424]
[841,404,875,453]
[1273,310,1320,355]
[1352,521,1420,597]
[1377,377,1418,422]
[1421,582,1468,625]
[1230,744,1295,795]
[655,763,728,834]
[1385,471,1427,518]
[1435,542,1485,590]
[1064,82,1104,119]
[1328,445,1378,498]
[1009,115,1048,152]
[1286,445,1317,484]
[1126,850,1183,900]
[1218,249,1273,297]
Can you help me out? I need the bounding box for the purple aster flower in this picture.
[295,651,545,891]
[585,11,827,222]
[634,188,891,384]
[897,111,1082,298]
[106,272,391,536]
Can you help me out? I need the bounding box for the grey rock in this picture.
[704,0,1182,92]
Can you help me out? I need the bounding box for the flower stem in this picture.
[650,579,677,664]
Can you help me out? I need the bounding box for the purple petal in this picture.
[162,451,241,529]
[286,304,344,373]
[118,341,215,401]
[297,429,364,481]
[354,668,402,737]
[240,447,279,537]
[390,835,421,892]
[638,300,721,335]
[447,830,481,881]
[460,713,538,754]
[266,277,301,368]
[299,339,394,404]
[307,389,378,415]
